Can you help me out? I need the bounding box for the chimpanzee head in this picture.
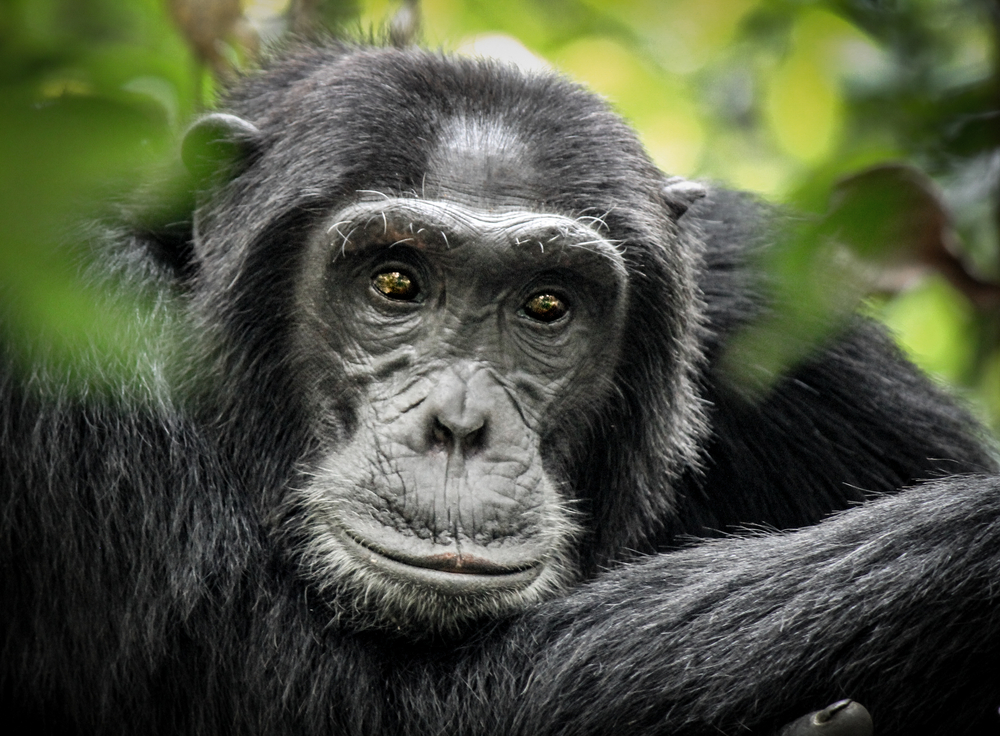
[180,44,707,635]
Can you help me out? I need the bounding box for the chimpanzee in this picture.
[2,41,999,736]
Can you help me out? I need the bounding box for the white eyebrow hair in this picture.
[327,197,627,275]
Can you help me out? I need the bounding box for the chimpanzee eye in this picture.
[522,292,568,323]
[372,270,420,301]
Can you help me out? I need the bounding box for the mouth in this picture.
[339,527,542,591]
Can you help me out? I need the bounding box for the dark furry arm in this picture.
[436,476,1000,736]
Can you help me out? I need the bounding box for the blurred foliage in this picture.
[1,0,998,431]
[0,0,193,384]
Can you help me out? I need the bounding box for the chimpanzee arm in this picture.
[418,476,1000,736]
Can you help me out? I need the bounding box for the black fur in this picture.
[2,43,999,735]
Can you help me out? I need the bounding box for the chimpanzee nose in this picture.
[422,366,489,455]
[431,414,484,450]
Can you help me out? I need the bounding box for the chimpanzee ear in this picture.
[661,176,707,219]
[181,113,262,184]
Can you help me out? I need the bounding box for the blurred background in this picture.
[1,0,998,431]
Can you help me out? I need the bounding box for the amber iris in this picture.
[523,293,567,322]
[373,270,419,300]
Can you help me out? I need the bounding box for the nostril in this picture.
[463,424,486,454]
[431,418,452,449]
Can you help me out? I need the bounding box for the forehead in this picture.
[422,114,544,207]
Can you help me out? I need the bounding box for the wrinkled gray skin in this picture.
[288,196,628,630]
